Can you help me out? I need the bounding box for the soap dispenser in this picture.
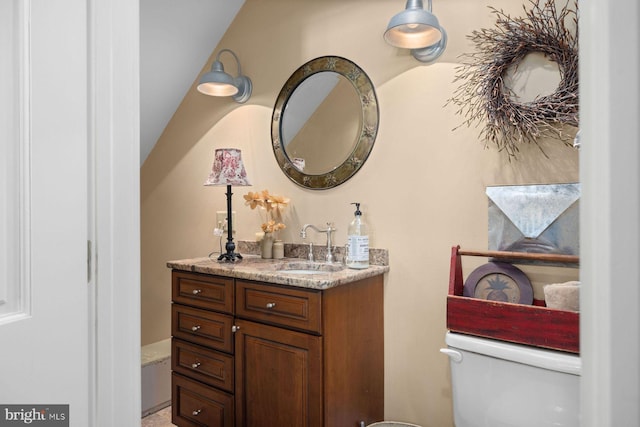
[347,202,369,269]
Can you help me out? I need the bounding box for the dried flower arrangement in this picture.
[243,190,290,234]
[447,0,579,158]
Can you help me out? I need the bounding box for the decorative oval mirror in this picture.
[271,56,379,189]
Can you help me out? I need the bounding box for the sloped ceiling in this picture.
[140,0,245,166]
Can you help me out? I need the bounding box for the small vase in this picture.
[260,233,274,259]
[273,240,284,259]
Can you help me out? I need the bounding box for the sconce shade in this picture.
[384,9,442,48]
[384,0,447,63]
[198,62,239,96]
[204,148,251,187]
[197,49,252,103]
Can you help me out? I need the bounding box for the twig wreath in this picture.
[448,0,578,157]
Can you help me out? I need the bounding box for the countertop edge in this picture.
[167,257,389,290]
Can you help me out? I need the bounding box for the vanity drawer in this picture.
[172,373,234,427]
[172,338,234,393]
[235,280,322,334]
[172,304,234,353]
[172,270,234,314]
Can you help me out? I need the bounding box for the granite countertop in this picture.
[167,254,389,290]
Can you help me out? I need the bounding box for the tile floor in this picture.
[141,406,176,427]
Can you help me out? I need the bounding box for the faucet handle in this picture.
[307,242,314,261]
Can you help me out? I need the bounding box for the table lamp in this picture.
[204,148,251,262]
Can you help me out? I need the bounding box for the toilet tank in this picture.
[442,332,580,427]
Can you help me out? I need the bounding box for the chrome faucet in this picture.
[300,222,336,263]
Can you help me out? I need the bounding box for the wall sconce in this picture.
[197,49,252,103]
[204,148,251,262]
[384,0,447,63]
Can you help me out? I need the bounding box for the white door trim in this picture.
[0,0,31,326]
[89,0,141,425]
[580,0,640,424]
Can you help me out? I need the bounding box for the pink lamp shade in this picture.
[204,148,251,186]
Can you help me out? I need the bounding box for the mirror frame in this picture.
[271,56,379,190]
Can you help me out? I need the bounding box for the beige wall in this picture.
[140,1,579,425]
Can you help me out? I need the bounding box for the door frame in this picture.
[89,0,140,424]
[579,0,640,425]
[84,0,640,425]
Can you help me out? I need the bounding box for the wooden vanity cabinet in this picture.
[171,270,384,427]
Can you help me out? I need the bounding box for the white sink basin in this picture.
[273,261,345,275]
[279,269,327,275]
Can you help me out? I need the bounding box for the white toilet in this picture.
[441,332,581,427]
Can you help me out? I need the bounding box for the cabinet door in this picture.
[234,319,323,427]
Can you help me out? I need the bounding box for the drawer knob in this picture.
[192,289,202,295]
[232,325,240,333]
[191,362,201,369]
[191,325,201,332]
[192,409,202,416]
[266,302,277,309]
